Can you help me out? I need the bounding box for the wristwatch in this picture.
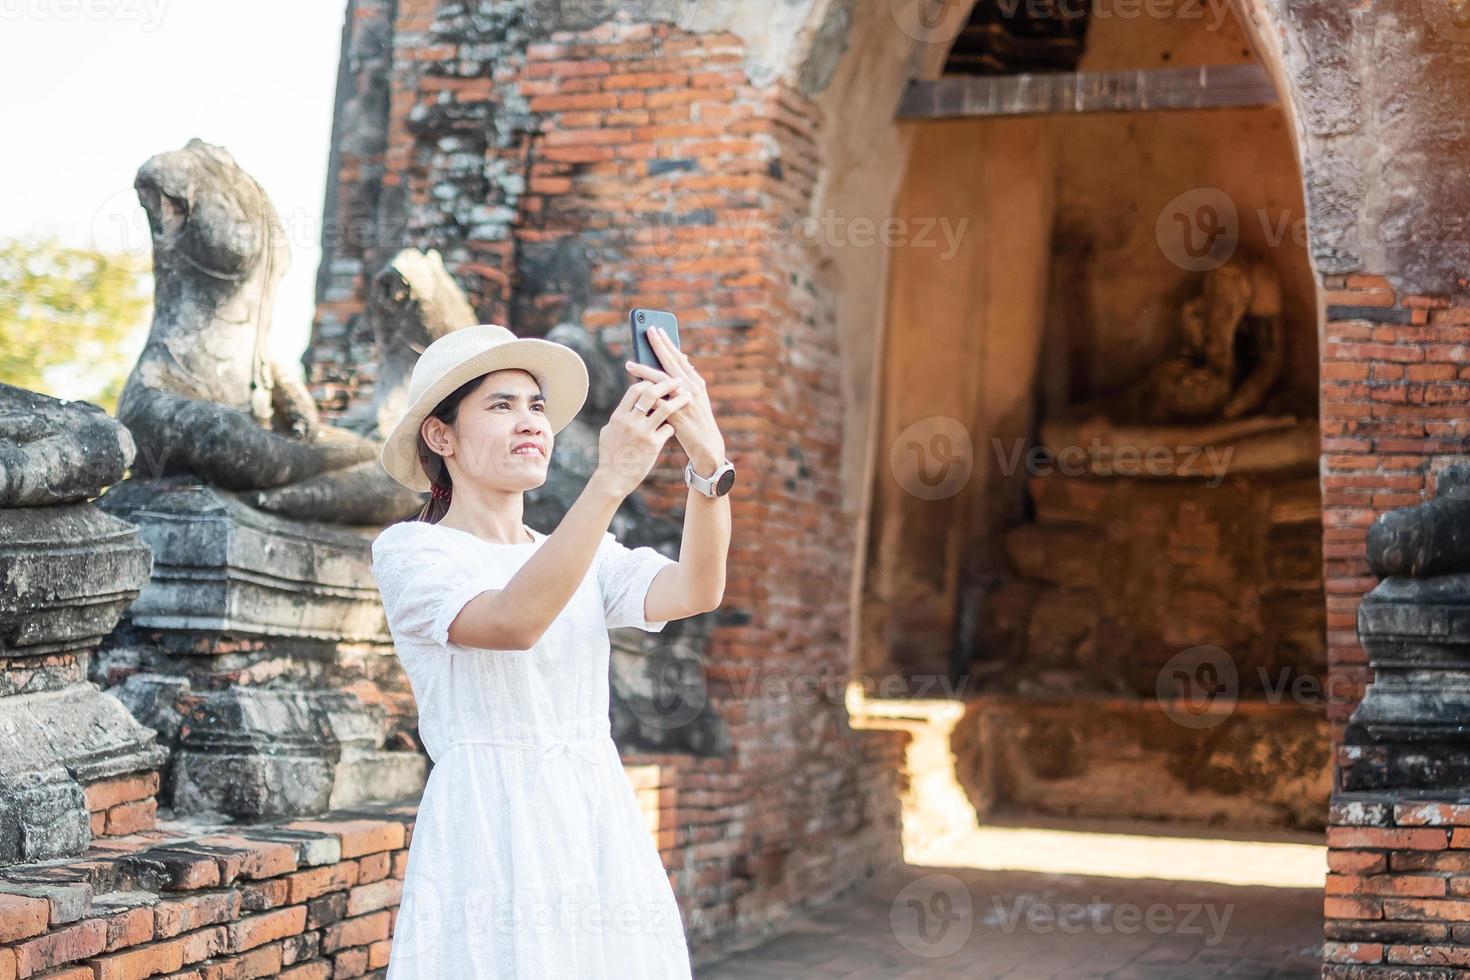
[685,457,736,498]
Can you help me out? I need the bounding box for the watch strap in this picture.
[686,458,732,497]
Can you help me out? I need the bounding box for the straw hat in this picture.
[379,324,589,492]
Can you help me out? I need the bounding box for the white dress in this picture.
[369,518,693,979]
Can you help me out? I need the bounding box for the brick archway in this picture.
[792,0,1470,971]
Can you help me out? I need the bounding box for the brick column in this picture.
[1320,275,1459,743]
[1320,277,1470,974]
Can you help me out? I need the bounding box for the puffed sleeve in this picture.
[371,524,508,648]
[596,529,678,632]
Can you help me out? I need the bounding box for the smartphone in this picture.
[629,308,681,374]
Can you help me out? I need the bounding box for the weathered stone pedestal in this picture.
[0,506,167,862]
[1324,473,1470,974]
[95,478,427,820]
[1342,573,1470,791]
[982,467,1324,696]
[0,387,168,864]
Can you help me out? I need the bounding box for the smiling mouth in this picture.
[511,447,545,458]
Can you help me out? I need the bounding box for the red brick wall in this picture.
[310,0,397,417]
[0,760,803,976]
[0,803,413,980]
[84,773,161,841]
[1320,275,1465,745]
[1325,798,1470,975]
[1321,273,1470,971]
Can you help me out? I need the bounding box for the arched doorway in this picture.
[839,0,1332,835]
[760,0,1336,970]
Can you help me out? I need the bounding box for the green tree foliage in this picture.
[0,237,151,413]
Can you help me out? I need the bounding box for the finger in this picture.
[666,391,695,422]
[657,332,695,371]
[621,380,657,416]
[662,335,690,365]
[648,378,682,401]
[625,360,670,383]
[635,382,674,416]
[649,329,693,381]
[671,352,702,386]
[646,390,692,426]
[616,380,647,413]
[632,379,682,416]
[646,387,685,423]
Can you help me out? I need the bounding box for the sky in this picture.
[0,1,348,392]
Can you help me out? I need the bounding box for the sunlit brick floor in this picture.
[696,818,1325,979]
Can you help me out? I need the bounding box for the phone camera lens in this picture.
[637,312,646,323]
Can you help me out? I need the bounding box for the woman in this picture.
[369,323,732,978]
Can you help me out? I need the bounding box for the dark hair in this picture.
[414,373,489,523]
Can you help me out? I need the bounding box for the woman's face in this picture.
[431,369,552,490]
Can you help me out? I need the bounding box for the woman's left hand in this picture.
[625,325,726,471]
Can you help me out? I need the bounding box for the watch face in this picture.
[715,468,736,496]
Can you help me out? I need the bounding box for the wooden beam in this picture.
[897,64,1279,119]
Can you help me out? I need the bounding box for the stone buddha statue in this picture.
[114,139,475,525]
[1133,257,1284,423]
[1041,254,1315,477]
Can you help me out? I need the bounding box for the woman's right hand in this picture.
[593,378,691,498]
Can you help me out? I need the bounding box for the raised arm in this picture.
[624,323,730,624]
[446,376,691,650]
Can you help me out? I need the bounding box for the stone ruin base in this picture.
[843,692,1329,837]
[0,704,814,975]
[0,764,673,979]
[94,481,428,822]
[0,800,415,980]
[1323,791,1470,977]
[617,734,907,957]
[950,694,1332,832]
[0,744,912,975]
[0,502,168,866]
[984,471,1325,697]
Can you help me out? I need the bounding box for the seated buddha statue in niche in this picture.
[1129,257,1283,423]
[1041,254,1314,477]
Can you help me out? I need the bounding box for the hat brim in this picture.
[378,338,590,492]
